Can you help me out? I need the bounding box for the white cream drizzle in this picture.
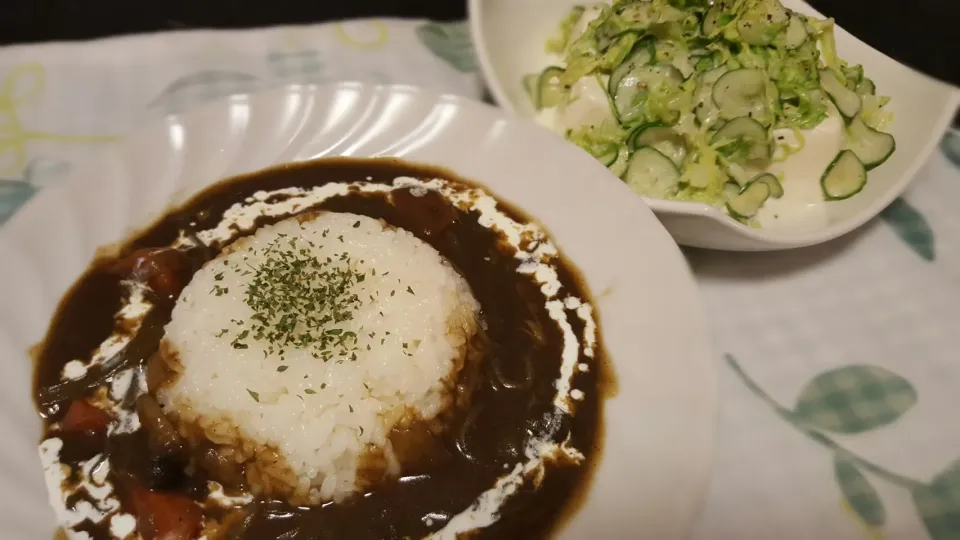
[44,175,601,539]
[40,439,131,539]
[429,433,585,539]
[186,176,599,536]
[109,513,137,538]
[45,286,151,538]
[59,284,153,382]
[206,481,255,507]
[106,367,146,435]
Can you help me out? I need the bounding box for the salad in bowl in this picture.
[524,0,896,226]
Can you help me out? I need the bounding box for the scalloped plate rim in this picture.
[0,82,716,540]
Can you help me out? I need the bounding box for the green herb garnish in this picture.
[236,235,367,358]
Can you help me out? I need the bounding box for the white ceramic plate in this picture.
[0,83,716,539]
[470,0,960,250]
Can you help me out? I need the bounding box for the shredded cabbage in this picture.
[527,0,894,211]
[546,6,587,54]
[566,120,628,158]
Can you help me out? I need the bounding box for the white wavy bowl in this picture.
[469,0,960,250]
[0,83,716,539]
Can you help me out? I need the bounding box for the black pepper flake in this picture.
[406,286,415,295]
[353,220,360,228]
[247,389,260,402]
[277,365,289,372]
[305,389,316,395]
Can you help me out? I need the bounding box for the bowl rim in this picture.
[467,0,960,249]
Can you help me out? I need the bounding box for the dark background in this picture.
[0,0,956,87]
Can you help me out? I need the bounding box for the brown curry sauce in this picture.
[33,158,610,540]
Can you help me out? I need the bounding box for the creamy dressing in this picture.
[536,76,616,136]
[758,108,846,229]
[571,5,605,43]
[531,3,853,230]
[536,80,846,230]
[534,4,613,136]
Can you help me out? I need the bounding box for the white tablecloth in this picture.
[2,19,959,540]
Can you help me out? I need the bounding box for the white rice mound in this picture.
[157,211,479,503]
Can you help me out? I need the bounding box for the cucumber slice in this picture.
[724,161,752,186]
[820,69,861,121]
[736,1,789,46]
[726,180,771,219]
[750,173,783,198]
[856,78,876,96]
[845,116,896,170]
[783,15,807,49]
[607,145,631,178]
[613,64,684,124]
[596,20,629,52]
[617,1,657,26]
[712,68,775,125]
[694,67,727,128]
[594,143,620,167]
[723,181,742,201]
[702,0,736,37]
[628,123,687,166]
[601,30,644,68]
[537,66,567,109]
[522,73,540,109]
[693,52,720,73]
[711,116,771,162]
[842,65,865,89]
[608,39,656,96]
[623,146,681,198]
[820,150,867,200]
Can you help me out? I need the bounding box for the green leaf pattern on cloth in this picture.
[914,461,960,540]
[727,354,960,539]
[835,454,887,527]
[416,22,478,73]
[0,158,70,225]
[881,197,935,261]
[793,365,918,434]
[148,70,261,115]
